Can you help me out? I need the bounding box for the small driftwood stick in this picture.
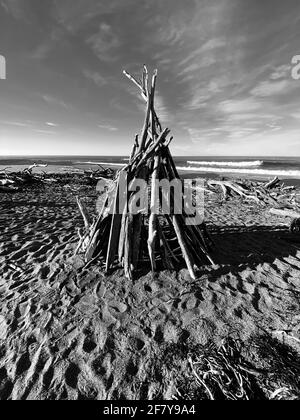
[85,228,101,262]
[123,70,147,102]
[142,65,149,97]
[76,196,91,229]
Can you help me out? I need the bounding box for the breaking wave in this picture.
[79,161,126,167]
[187,160,263,168]
[177,166,300,178]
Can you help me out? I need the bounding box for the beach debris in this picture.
[290,218,300,233]
[269,208,300,219]
[84,165,115,185]
[168,334,300,400]
[0,163,50,191]
[269,208,300,233]
[0,162,114,192]
[207,178,299,210]
[264,176,280,190]
[76,66,215,279]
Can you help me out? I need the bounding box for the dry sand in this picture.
[0,178,300,400]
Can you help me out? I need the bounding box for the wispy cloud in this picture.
[251,79,290,97]
[98,123,118,131]
[2,0,300,156]
[46,122,59,127]
[270,64,291,80]
[42,95,69,109]
[86,23,121,62]
[154,93,170,124]
[34,129,57,135]
[219,98,262,114]
[83,69,107,88]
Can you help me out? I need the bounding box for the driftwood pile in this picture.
[0,163,54,192]
[76,66,215,280]
[0,163,115,193]
[84,165,115,185]
[206,177,296,206]
[206,176,300,229]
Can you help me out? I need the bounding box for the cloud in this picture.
[219,98,262,113]
[0,0,29,21]
[2,120,32,127]
[42,95,69,109]
[31,28,65,60]
[270,64,291,80]
[34,129,57,135]
[86,23,121,62]
[98,123,118,131]
[179,37,227,67]
[46,122,59,127]
[251,79,289,97]
[54,0,136,32]
[154,93,170,124]
[83,69,107,88]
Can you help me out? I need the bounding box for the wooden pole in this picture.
[148,154,160,271]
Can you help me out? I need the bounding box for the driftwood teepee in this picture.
[76,67,215,280]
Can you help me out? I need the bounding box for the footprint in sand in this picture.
[77,376,98,400]
[65,363,80,389]
[42,365,54,390]
[15,352,31,377]
[0,367,13,400]
[82,334,97,354]
[126,359,139,377]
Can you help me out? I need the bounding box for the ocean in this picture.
[1,156,300,183]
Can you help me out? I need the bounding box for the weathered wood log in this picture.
[264,176,280,189]
[157,221,178,270]
[85,228,102,262]
[269,208,300,219]
[138,70,157,153]
[134,128,170,171]
[208,180,260,204]
[255,188,278,206]
[124,214,133,280]
[118,209,127,264]
[148,154,160,271]
[130,167,149,268]
[172,215,196,280]
[105,184,122,271]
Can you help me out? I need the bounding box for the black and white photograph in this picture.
[0,0,300,404]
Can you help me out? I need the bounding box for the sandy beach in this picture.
[0,174,300,400]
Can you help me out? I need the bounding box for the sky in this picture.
[0,0,300,156]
